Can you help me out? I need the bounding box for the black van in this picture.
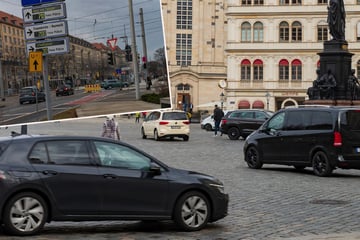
[243,106,360,177]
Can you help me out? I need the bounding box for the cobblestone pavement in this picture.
[1,117,360,240]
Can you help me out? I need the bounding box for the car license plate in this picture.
[171,126,181,129]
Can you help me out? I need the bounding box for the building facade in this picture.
[162,0,360,112]
[161,0,227,112]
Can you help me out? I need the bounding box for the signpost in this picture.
[22,2,66,23]
[26,37,69,56]
[28,51,43,72]
[21,0,64,7]
[24,20,68,41]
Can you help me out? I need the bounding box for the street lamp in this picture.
[265,91,271,110]
[220,92,225,110]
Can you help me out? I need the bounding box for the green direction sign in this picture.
[22,2,66,23]
[26,37,69,56]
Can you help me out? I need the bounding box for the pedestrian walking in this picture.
[213,104,224,136]
[101,115,120,140]
[135,112,141,123]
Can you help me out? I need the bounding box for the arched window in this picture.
[253,59,263,81]
[241,22,251,42]
[279,59,289,81]
[177,84,190,91]
[291,59,302,81]
[279,21,289,42]
[241,59,251,81]
[291,21,302,42]
[253,22,263,42]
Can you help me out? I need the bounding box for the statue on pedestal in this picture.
[327,0,346,41]
[348,69,360,100]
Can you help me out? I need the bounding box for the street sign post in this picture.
[24,20,68,41]
[26,37,69,56]
[22,2,67,24]
[21,0,64,7]
[28,51,43,72]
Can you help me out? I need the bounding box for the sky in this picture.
[1,0,165,59]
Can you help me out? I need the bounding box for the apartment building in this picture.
[162,0,360,112]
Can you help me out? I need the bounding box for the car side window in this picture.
[267,112,285,130]
[309,111,333,130]
[94,141,151,170]
[283,111,309,130]
[29,141,91,165]
[255,112,267,120]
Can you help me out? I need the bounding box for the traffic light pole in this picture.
[128,0,140,100]
[139,8,148,83]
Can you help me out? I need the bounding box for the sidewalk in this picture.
[286,232,360,240]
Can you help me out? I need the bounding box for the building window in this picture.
[177,84,190,91]
[279,21,289,42]
[279,59,289,81]
[291,21,302,42]
[254,0,264,5]
[291,59,302,81]
[318,0,327,4]
[357,60,360,77]
[242,0,252,5]
[176,34,192,66]
[253,22,263,42]
[241,22,251,42]
[292,0,301,4]
[241,59,251,81]
[357,22,360,41]
[279,0,290,5]
[253,59,263,81]
[318,22,328,41]
[176,0,192,30]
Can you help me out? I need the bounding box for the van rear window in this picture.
[341,111,360,131]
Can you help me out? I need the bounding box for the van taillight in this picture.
[334,131,342,147]
[159,121,169,125]
[32,92,35,96]
[183,121,190,125]
[221,119,227,124]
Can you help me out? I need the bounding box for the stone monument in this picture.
[307,0,360,104]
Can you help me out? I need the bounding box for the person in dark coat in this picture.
[213,104,224,136]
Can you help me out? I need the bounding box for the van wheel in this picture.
[141,128,147,139]
[228,127,240,140]
[204,124,212,131]
[154,129,160,141]
[312,151,333,177]
[3,192,47,236]
[245,146,263,169]
[174,191,210,231]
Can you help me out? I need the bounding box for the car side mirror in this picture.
[148,163,161,176]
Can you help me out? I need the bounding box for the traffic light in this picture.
[107,52,114,65]
[125,45,132,62]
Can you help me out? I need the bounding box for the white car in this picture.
[141,110,190,141]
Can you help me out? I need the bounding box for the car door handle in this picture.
[42,170,58,175]
[103,174,117,179]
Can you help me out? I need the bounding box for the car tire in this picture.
[312,151,333,177]
[204,124,212,131]
[174,191,210,231]
[183,135,189,141]
[245,146,263,169]
[154,129,160,141]
[141,128,147,139]
[3,192,47,236]
[228,127,240,140]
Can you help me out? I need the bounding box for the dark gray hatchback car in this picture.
[244,106,360,177]
[0,135,228,236]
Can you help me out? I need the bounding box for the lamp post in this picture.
[265,91,271,110]
[220,92,225,110]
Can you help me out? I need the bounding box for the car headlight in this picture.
[209,183,225,194]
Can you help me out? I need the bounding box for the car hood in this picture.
[168,167,223,185]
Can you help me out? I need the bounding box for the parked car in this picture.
[141,110,190,141]
[56,84,74,96]
[101,79,124,89]
[19,86,46,104]
[0,134,228,236]
[243,105,360,177]
[220,109,273,140]
[200,110,230,131]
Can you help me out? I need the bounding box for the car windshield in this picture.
[20,88,34,94]
[163,112,187,120]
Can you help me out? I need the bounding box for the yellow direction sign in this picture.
[29,51,43,72]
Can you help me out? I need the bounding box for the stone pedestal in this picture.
[317,40,353,100]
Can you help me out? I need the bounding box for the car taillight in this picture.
[183,121,190,125]
[159,121,169,125]
[221,119,227,124]
[0,170,6,180]
[32,92,35,96]
[64,87,68,90]
[334,131,342,147]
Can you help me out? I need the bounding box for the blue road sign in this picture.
[21,0,63,7]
